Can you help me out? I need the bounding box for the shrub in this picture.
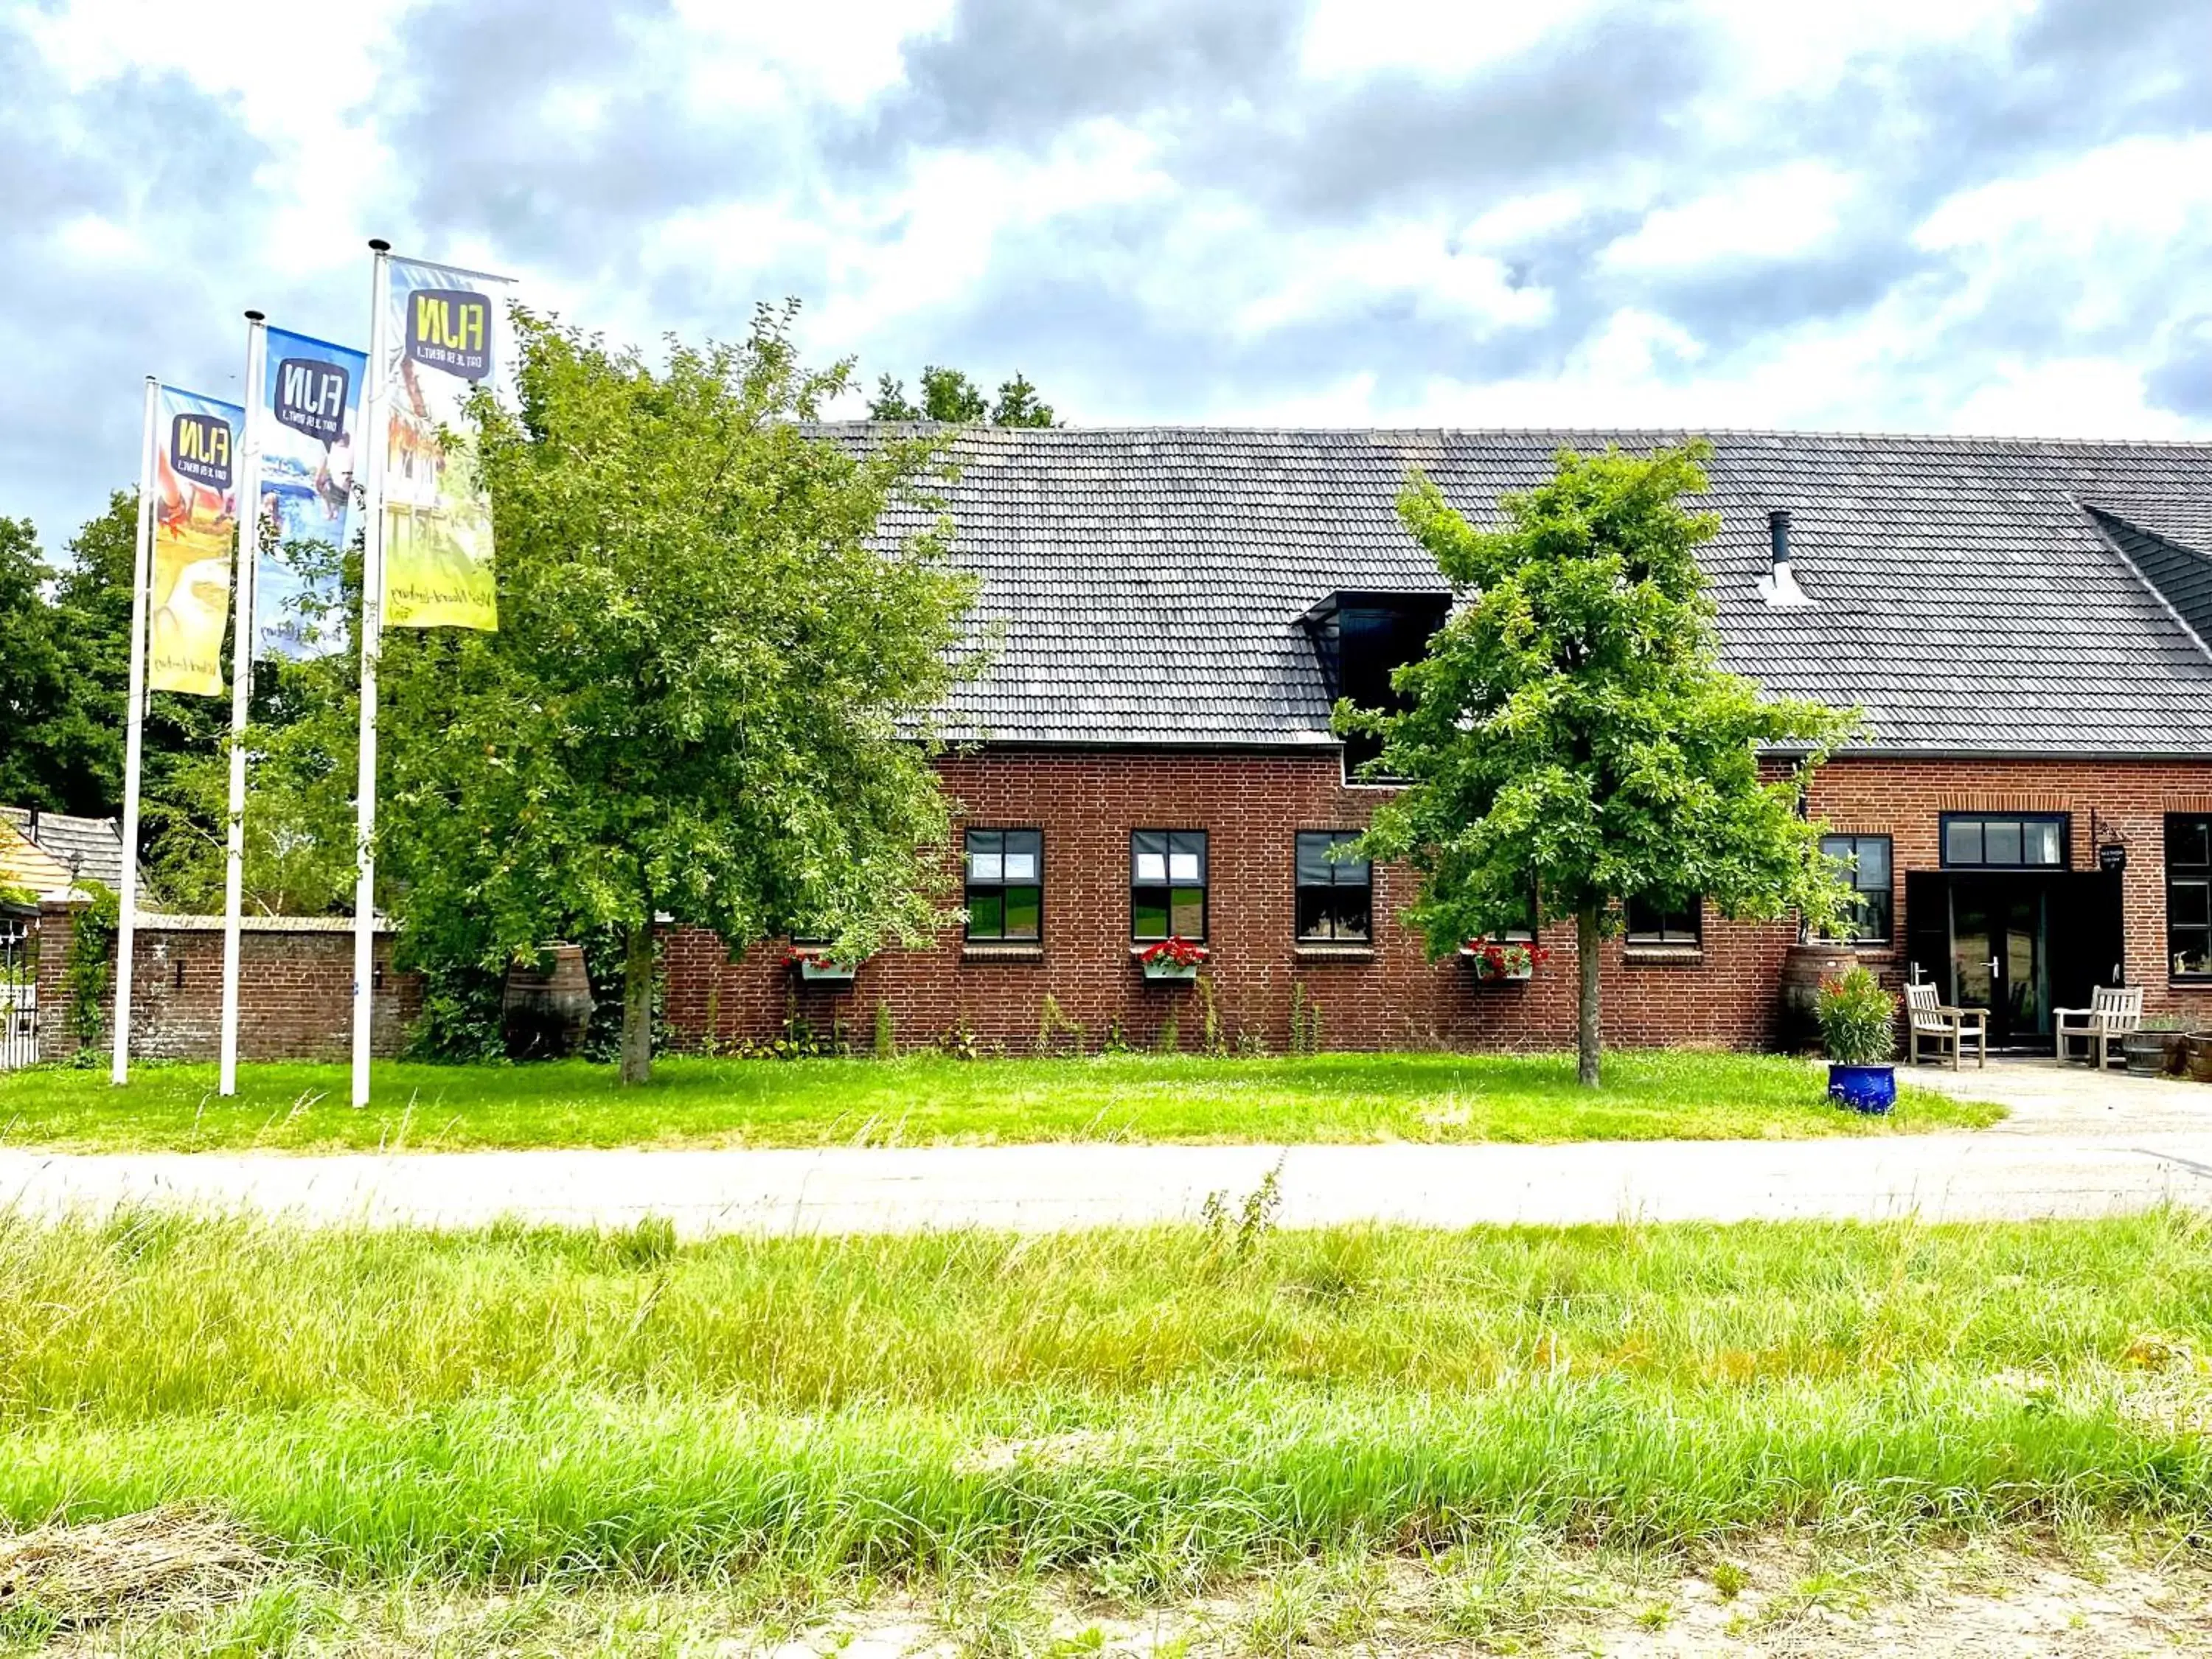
[1288,981,1324,1056]
[401,957,509,1065]
[64,882,119,1062]
[1817,965,1896,1065]
[1034,993,1083,1057]
[1196,975,1224,1056]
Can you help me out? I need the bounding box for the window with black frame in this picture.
[1819,834,1893,943]
[964,829,1042,942]
[1131,830,1207,941]
[1941,813,2065,868]
[1501,882,1538,942]
[1295,832,1371,942]
[2167,815,2212,978]
[1626,894,1702,945]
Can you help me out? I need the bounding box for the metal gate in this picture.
[0,911,36,1071]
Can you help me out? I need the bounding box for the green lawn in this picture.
[1,1209,2205,1598]
[0,1050,1997,1151]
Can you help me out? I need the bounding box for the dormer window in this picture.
[1299,591,1450,774]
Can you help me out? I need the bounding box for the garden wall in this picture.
[33,905,420,1065]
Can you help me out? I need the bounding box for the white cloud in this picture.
[671,0,951,107]
[22,0,393,102]
[51,212,139,263]
[25,0,395,287]
[1231,220,1553,336]
[1601,162,1860,272]
[1460,190,1589,250]
[1917,133,2212,251]
[5,0,2211,549]
[1298,0,1610,83]
[1200,369,1382,429]
[808,121,1173,345]
[1945,358,2196,439]
[1222,290,2192,445]
[1694,0,2034,96]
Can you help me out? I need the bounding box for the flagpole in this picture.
[218,313,268,1096]
[351,240,391,1108]
[111,376,159,1085]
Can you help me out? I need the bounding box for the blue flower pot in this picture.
[1828,1063,1896,1115]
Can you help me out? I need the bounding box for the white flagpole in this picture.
[218,313,268,1096]
[111,376,159,1085]
[351,241,392,1108]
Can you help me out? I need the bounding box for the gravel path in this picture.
[2,1060,2207,1236]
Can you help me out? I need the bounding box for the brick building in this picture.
[662,427,2212,1057]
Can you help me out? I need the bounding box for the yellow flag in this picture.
[149,388,244,695]
[379,258,514,631]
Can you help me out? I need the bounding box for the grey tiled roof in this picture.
[848,426,2212,757]
[2087,507,2212,658]
[0,807,154,903]
[2090,498,2212,557]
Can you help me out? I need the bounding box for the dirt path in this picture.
[4,1126,2211,1234]
[28,1530,2211,1655]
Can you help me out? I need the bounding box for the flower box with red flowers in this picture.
[1134,936,1208,981]
[785,948,859,984]
[1459,938,1548,982]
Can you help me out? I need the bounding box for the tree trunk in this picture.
[619,921,655,1086]
[1576,905,1603,1088]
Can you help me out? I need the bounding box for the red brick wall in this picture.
[662,748,1798,1054]
[33,907,420,1065]
[1803,755,2212,1020]
[661,748,2212,1054]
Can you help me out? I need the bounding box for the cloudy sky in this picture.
[5,0,2210,551]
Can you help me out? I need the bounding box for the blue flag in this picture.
[256,327,366,658]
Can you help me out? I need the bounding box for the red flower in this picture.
[1464,937,1549,975]
[1138,936,1209,968]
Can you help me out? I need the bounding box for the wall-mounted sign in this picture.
[2098,843,2127,874]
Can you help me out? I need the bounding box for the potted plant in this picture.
[1817,964,1897,1113]
[1458,938,1550,983]
[1135,936,1208,981]
[2123,1018,2191,1078]
[786,949,858,984]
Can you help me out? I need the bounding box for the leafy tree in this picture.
[0,515,70,810]
[1351,442,1857,1087]
[143,643,360,916]
[375,303,979,1083]
[44,493,145,817]
[987,373,1056,428]
[0,494,233,838]
[869,364,1057,427]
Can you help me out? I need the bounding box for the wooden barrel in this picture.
[503,943,594,1060]
[2185,1034,2212,1084]
[1778,941,1857,1053]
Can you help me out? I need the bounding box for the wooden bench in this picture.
[2054,985,2143,1070]
[1905,981,1986,1070]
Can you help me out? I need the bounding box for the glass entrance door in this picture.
[1950,880,2050,1046]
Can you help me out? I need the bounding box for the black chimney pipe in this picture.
[1768,509,1792,570]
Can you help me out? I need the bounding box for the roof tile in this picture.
[834,426,2212,757]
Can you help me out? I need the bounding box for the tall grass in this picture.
[1,1211,2205,1583]
[11,1381,2205,1583]
[1,1211,2202,1417]
[0,1050,1996,1152]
